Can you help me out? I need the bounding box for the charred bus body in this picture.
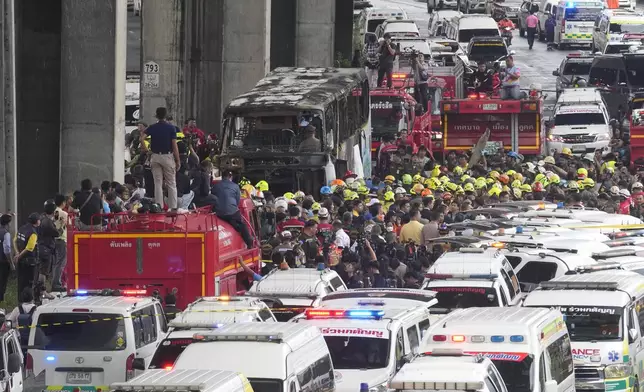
[219,67,371,195]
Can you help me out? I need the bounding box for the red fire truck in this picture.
[630,93,644,170]
[370,86,433,160]
[66,200,261,308]
[440,94,545,156]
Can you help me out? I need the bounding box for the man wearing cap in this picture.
[298,125,321,153]
[317,208,333,241]
[14,213,41,298]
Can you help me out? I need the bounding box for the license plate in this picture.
[66,372,91,384]
[482,104,498,110]
[572,145,586,152]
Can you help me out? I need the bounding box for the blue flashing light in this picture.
[516,226,523,234]
[469,274,499,279]
[317,263,326,271]
[46,356,55,362]
[510,335,525,343]
[214,323,223,329]
[346,309,385,319]
[490,335,505,343]
[567,2,574,7]
[76,290,88,295]
[557,202,564,208]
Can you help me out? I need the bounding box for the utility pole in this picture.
[0,0,18,230]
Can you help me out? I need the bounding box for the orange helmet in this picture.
[498,174,510,185]
[330,179,346,187]
[421,188,433,197]
[532,182,544,192]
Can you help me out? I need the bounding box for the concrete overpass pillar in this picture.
[59,0,127,192]
[140,0,184,125]
[296,0,335,67]
[184,0,270,135]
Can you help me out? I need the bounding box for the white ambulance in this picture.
[292,302,433,392]
[421,307,574,392]
[111,369,253,392]
[523,270,644,392]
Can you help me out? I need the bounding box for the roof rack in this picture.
[540,281,619,290]
[168,321,225,330]
[592,248,637,259]
[570,262,622,274]
[389,381,485,391]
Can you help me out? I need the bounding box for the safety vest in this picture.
[15,223,37,261]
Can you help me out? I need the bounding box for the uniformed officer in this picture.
[13,213,41,299]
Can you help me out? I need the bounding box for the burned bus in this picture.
[219,67,371,195]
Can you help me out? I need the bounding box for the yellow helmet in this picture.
[255,180,269,192]
[489,171,500,179]
[385,175,396,184]
[513,188,522,199]
[239,177,251,186]
[513,172,523,182]
[488,187,501,196]
[511,179,522,188]
[284,192,294,200]
[502,185,511,193]
[343,189,353,199]
[583,177,595,187]
[424,178,433,188]
[454,166,464,176]
[294,191,305,200]
[568,181,579,191]
[384,191,395,201]
[402,174,413,185]
[548,173,561,184]
[486,178,496,185]
[411,184,425,195]
[241,184,256,198]
[413,174,423,183]
[357,185,369,195]
[475,179,487,189]
[461,174,471,183]
[455,185,464,194]
[520,184,532,193]
[446,182,458,192]
[440,176,450,184]
[311,202,321,211]
[431,167,441,178]
[464,183,475,192]
[506,170,516,177]
[561,147,573,156]
[577,168,588,179]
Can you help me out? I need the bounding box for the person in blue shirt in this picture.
[212,170,254,248]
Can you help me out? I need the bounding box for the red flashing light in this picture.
[72,309,90,312]
[305,309,346,319]
[433,335,448,341]
[468,93,478,99]
[126,353,135,380]
[164,365,173,371]
[122,289,147,296]
[392,73,407,79]
[614,232,628,238]
[452,335,466,342]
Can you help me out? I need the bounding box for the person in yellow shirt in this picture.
[399,209,424,244]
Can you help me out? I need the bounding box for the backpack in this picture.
[18,305,36,346]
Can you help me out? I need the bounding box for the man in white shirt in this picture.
[333,220,351,249]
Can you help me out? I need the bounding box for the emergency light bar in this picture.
[432,334,525,343]
[114,385,205,392]
[304,308,385,320]
[612,229,644,238]
[69,289,148,297]
[540,281,619,290]
[389,381,485,390]
[458,248,485,253]
[604,239,637,247]
[392,73,409,79]
[167,321,224,330]
[592,248,637,259]
[245,292,320,300]
[425,273,499,280]
[571,262,622,274]
[192,332,284,343]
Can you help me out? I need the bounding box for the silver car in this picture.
[552,54,594,97]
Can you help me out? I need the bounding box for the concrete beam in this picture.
[140,0,184,125]
[296,0,335,67]
[184,0,270,135]
[60,0,126,192]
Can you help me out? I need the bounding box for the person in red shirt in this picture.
[182,118,207,146]
[279,206,305,233]
[317,208,333,243]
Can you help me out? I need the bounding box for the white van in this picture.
[550,0,604,49]
[111,369,253,392]
[28,289,167,391]
[422,248,522,309]
[366,7,408,33]
[246,267,347,321]
[513,251,598,291]
[144,296,276,371]
[428,10,463,36]
[421,307,575,392]
[173,323,335,392]
[292,300,434,392]
[443,14,501,51]
[390,349,509,392]
[593,10,644,53]
[523,270,644,392]
[320,288,438,310]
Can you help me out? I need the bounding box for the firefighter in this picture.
[13,213,41,300]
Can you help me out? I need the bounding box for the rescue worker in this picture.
[211,170,254,249]
[545,14,556,48]
[163,288,181,321]
[413,54,429,111]
[13,213,41,299]
[363,33,380,88]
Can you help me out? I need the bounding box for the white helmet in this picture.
[619,189,631,198]
[610,186,620,196]
[633,182,643,190]
[395,187,407,195]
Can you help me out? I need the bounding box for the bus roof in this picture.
[225,67,367,113]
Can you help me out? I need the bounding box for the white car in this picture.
[376,19,421,38]
[428,10,463,36]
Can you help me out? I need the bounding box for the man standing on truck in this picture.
[139,107,180,210]
[413,54,430,111]
[363,33,380,88]
[378,33,396,89]
[501,56,521,100]
[212,170,254,249]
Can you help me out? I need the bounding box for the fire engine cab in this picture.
[440,89,545,156]
[66,201,261,309]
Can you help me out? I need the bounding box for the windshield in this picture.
[368,19,385,32]
[564,8,600,21]
[610,23,644,34]
[35,313,125,351]
[494,357,534,392]
[468,43,508,61]
[371,98,405,136]
[324,336,389,369]
[563,61,592,75]
[248,379,283,392]
[429,286,499,309]
[224,113,323,152]
[605,44,636,54]
[516,261,557,285]
[555,306,623,341]
[554,112,605,125]
[589,66,617,85]
[148,338,192,369]
[459,29,499,42]
[625,56,644,88]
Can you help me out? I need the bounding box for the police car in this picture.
[552,52,594,97]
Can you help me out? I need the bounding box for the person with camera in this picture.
[363,33,380,88]
[377,33,397,89]
[413,53,430,112]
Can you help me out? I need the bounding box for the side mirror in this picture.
[132,357,146,371]
[629,328,639,343]
[552,69,559,76]
[7,353,20,375]
[544,380,558,392]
